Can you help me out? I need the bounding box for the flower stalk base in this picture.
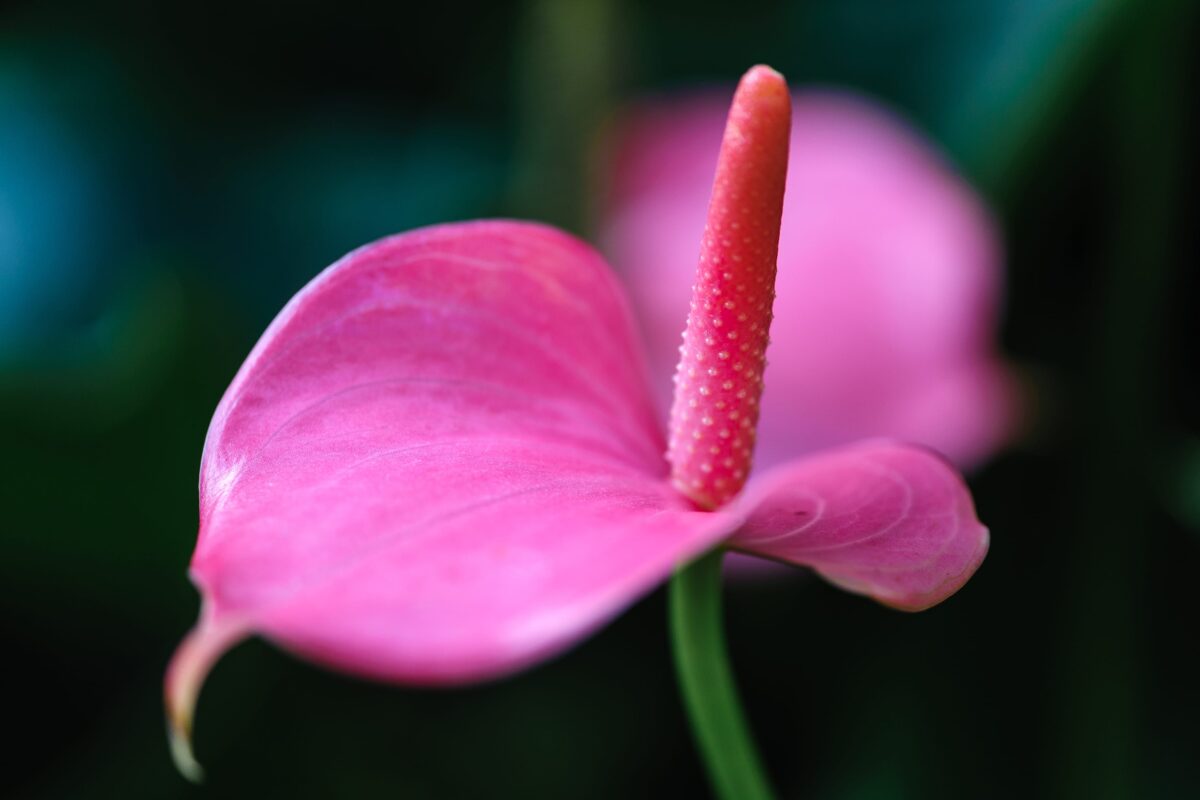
[669,549,775,800]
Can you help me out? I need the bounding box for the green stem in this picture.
[670,549,775,800]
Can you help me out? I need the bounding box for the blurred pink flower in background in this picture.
[602,90,1019,471]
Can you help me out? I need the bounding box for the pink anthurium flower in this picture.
[166,67,989,780]
[602,89,1019,470]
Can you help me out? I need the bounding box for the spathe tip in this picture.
[164,617,249,782]
[168,718,205,783]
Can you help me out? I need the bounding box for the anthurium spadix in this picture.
[604,89,1018,471]
[167,66,988,781]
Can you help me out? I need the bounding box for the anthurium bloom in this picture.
[603,89,1018,470]
[167,67,988,779]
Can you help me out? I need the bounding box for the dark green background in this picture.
[2,0,1197,797]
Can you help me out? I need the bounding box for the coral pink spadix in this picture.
[603,85,1019,472]
[669,66,790,509]
[165,65,989,780]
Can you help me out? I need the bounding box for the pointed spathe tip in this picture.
[164,616,249,782]
[167,717,206,783]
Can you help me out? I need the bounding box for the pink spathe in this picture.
[604,90,1018,470]
[168,221,987,770]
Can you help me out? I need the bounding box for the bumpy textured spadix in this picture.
[668,66,790,509]
[166,65,989,780]
[604,89,1019,471]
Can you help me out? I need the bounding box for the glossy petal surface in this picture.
[168,222,751,775]
[604,90,1018,469]
[181,221,735,689]
[731,442,988,610]
[167,220,989,775]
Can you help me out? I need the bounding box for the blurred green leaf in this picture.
[510,0,621,233]
[0,36,161,357]
[208,118,507,321]
[0,268,246,631]
[0,269,184,429]
[784,0,1130,196]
